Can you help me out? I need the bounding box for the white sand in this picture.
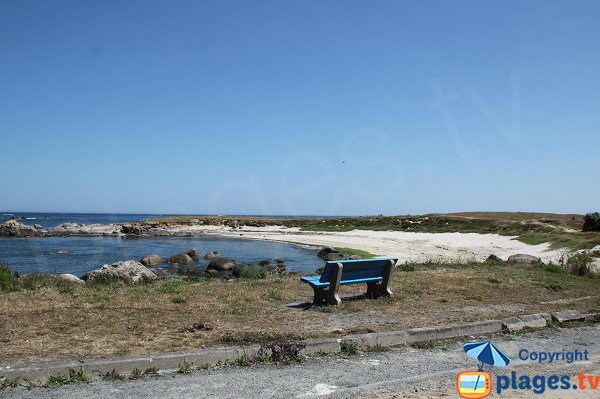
[181,225,564,263]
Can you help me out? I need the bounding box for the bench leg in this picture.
[312,286,341,306]
[365,260,394,298]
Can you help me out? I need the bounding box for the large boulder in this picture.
[168,253,195,264]
[207,256,236,271]
[140,255,163,267]
[485,254,503,263]
[82,260,156,283]
[203,251,221,261]
[317,247,346,261]
[507,254,541,264]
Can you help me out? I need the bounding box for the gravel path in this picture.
[3,325,598,398]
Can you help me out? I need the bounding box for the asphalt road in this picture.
[3,325,599,399]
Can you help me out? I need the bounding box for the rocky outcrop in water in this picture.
[0,220,43,237]
[82,260,157,283]
[168,249,199,264]
[207,256,236,271]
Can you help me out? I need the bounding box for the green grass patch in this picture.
[334,247,378,259]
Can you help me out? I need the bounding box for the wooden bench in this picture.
[300,258,398,306]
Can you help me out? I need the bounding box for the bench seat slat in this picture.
[301,276,383,287]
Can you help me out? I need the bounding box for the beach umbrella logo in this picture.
[456,341,511,398]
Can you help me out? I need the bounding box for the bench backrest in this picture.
[319,258,398,283]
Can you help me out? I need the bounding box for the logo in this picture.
[457,341,511,398]
[457,371,492,399]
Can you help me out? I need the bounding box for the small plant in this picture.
[178,361,194,374]
[543,263,565,274]
[263,332,306,364]
[99,369,125,381]
[582,212,600,232]
[45,368,89,388]
[0,377,21,391]
[309,350,330,357]
[365,344,390,353]
[129,368,144,380]
[340,340,359,355]
[234,356,252,367]
[400,264,415,272]
[144,367,160,377]
[171,295,187,304]
[437,298,449,303]
[240,264,266,279]
[566,252,594,277]
[486,278,501,284]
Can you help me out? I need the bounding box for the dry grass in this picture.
[1,262,599,365]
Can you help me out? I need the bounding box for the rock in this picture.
[207,256,236,271]
[168,253,195,264]
[262,263,286,273]
[58,274,84,284]
[187,249,200,262]
[485,254,503,263]
[317,247,346,261]
[232,264,246,276]
[0,220,43,237]
[273,257,286,264]
[507,254,541,264]
[33,224,43,230]
[552,310,585,324]
[203,251,220,260]
[82,260,156,283]
[259,260,271,267]
[121,224,145,234]
[348,255,361,260]
[49,250,68,255]
[140,255,163,267]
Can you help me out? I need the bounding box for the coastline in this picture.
[0,218,564,263]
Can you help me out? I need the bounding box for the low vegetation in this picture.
[583,212,600,232]
[0,259,599,366]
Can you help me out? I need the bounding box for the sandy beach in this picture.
[179,225,564,263]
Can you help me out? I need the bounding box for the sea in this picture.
[0,212,321,277]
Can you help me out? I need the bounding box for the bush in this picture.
[0,263,18,292]
[566,252,594,277]
[240,265,266,279]
[582,212,600,232]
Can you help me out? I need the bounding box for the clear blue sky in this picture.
[1,1,599,215]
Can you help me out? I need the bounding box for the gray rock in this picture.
[232,264,246,276]
[262,263,286,273]
[273,257,286,264]
[207,256,236,271]
[0,220,43,237]
[33,224,43,230]
[121,224,145,235]
[58,273,85,284]
[203,251,220,261]
[186,249,200,262]
[552,310,585,324]
[485,254,503,263]
[168,253,195,264]
[507,254,541,264]
[82,260,156,283]
[259,260,271,267]
[140,255,163,267]
[317,247,346,261]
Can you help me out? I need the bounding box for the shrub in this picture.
[240,264,266,279]
[582,212,600,232]
[0,263,18,292]
[566,252,594,277]
[262,333,306,364]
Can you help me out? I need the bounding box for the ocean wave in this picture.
[25,217,37,220]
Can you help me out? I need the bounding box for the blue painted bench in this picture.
[300,258,398,306]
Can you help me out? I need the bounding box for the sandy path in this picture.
[178,225,564,263]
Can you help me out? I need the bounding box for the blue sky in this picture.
[1,1,599,215]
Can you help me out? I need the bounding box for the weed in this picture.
[234,356,252,367]
[438,298,449,303]
[309,350,330,357]
[45,368,89,387]
[177,361,194,374]
[129,368,144,380]
[365,344,390,353]
[543,263,565,274]
[171,295,187,304]
[0,377,20,391]
[144,367,160,377]
[566,252,595,277]
[340,340,359,355]
[99,369,125,381]
[487,278,501,284]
